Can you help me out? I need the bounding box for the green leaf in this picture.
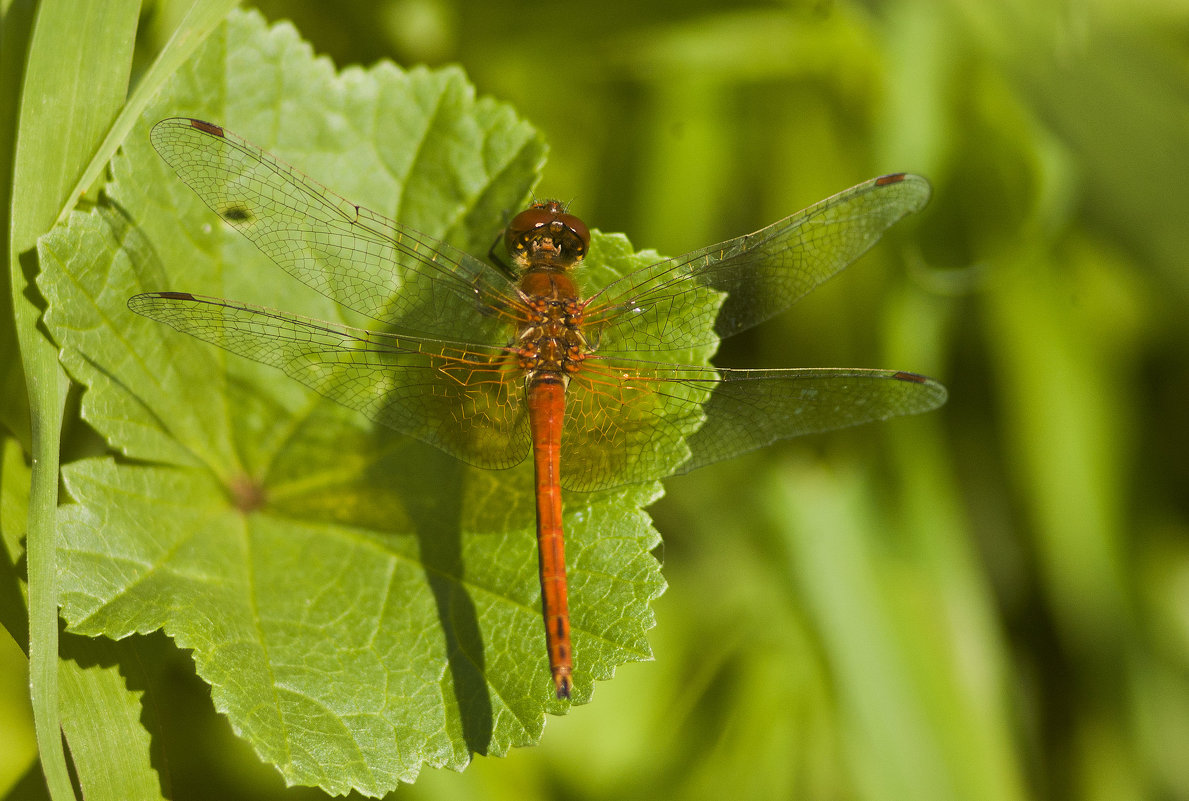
[58,635,167,801]
[39,10,671,796]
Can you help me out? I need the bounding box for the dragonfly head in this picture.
[505,200,590,272]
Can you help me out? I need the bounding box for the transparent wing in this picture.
[560,359,947,491]
[582,174,931,354]
[150,118,522,341]
[128,292,531,470]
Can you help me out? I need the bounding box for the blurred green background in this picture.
[4,0,1189,799]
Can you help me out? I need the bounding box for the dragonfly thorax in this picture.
[516,271,588,381]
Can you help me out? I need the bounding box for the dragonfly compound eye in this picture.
[505,201,590,269]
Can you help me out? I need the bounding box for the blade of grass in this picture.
[10,1,141,798]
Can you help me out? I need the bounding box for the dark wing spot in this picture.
[875,173,907,186]
[189,119,224,137]
[893,371,928,383]
[157,291,196,301]
[220,205,253,223]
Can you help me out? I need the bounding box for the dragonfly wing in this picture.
[559,358,712,491]
[584,174,931,354]
[561,360,946,491]
[150,118,520,342]
[128,292,532,470]
[677,366,946,474]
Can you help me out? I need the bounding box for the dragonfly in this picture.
[130,117,946,700]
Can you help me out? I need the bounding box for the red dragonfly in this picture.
[130,117,946,699]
